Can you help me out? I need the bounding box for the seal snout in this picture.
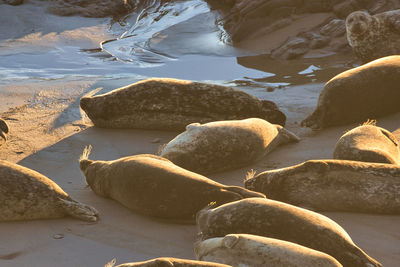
[80,97,91,111]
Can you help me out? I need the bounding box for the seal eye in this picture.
[348,18,354,23]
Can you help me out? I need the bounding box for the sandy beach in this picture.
[1,2,400,267]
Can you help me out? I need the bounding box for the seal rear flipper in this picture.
[223,185,266,199]
[0,131,6,143]
[0,119,9,134]
[277,127,301,143]
[59,198,99,222]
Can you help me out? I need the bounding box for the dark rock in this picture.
[271,37,309,60]
[320,19,346,37]
[3,0,23,5]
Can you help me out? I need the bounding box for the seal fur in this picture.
[0,118,9,145]
[159,118,300,174]
[245,159,400,214]
[80,78,286,130]
[196,198,381,267]
[0,160,98,222]
[104,257,230,267]
[79,147,265,223]
[301,55,400,129]
[194,233,342,267]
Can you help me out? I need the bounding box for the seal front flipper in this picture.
[59,198,99,222]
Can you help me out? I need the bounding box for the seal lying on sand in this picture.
[334,123,400,164]
[0,160,98,222]
[160,118,299,174]
[346,10,400,63]
[196,198,381,267]
[301,55,400,129]
[0,119,9,145]
[195,233,342,267]
[80,78,286,130]
[104,257,230,267]
[245,159,400,214]
[79,147,265,223]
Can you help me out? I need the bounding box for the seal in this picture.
[333,122,400,164]
[160,118,300,174]
[0,118,9,145]
[346,10,400,63]
[0,160,98,222]
[245,159,400,214]
[301,55,400,129]
[194,233,342,267]
[79,146,265,223]
[80,78,286,130]
[104,257,230,267]
[196,198,381,267]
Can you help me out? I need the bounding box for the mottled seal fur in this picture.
[159,118,300,174]
[245,159,400,214]
[80,78,286,130]
[301,55,400,129]
[346,10,400,63]
[196,198,381,267]
[0,118,9,145]
[79,147,265,223]
[0,160,98,222]
[105,257,230,267]
[194,233,342,267]
[334,123,400,164]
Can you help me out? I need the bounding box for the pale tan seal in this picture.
[346,10,400,63]
[194,234,342,267]
[301,55,400,129]
[104,257,230,267]
[159,118,300,174]
[0,118,9,145]
[0,160,98,222]
[245,159,400,214]
[196,198,381,267]
[79,147,265,223]
[80,78,286,131]
[333,123,400,164]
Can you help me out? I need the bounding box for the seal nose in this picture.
[80,97,90,110]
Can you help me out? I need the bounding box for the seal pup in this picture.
[196,198,381,267]
[245,159,400,214]
[104,257,230,267]
[301,55,400,129]
[79,78,286,130]
[346,10,400,63]
[194,233,342,267]
[333,122,400,164]
[0,118,9,145]
[79,146,265,223]
[0,160,98,222]
[159,118,300,174]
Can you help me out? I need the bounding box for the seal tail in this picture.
[59,198,99,222]
[79,145,94,171]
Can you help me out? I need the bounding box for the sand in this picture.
[1,2,400,267]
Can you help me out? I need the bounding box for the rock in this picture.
[320,19,346,37]
[271,37,309,60]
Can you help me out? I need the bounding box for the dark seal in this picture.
[245,159,400,214]
[0,118,9,146]
[0,160,98,222]
[79,147,265,223]
[80,78,286,130]
[196,198,381,267]
[301,55,400,129]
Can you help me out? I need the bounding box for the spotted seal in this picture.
[104,257,230,267]
[0,118,9,145]
[159,118,300,174]
[79,78,286,130]
[196,198,381,267]
[79,147,265,223]
[245,159,400,214]
[194,233,342,267]
[301,55,400,129]
[333,123,400,164]
[0,160,98,222]
[346,10,400,63]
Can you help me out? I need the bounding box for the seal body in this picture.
[0,118,9,145]
[194,233,342,267]
[160,118,300,174]
[301,56,400,129]
[245,159,400,214]
[334,124,400,164]
[79,152,265,223]
[196,198,381,267]
[0,160,98,222]
[346,10,400,63]
[105,257,230,267]
[79,78,286,130]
